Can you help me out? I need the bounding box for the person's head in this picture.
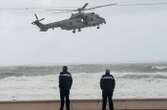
[62,66,68,72]
[105,69,110,75]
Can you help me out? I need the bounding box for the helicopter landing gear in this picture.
[97,26,100,29]
[78,28,81,32]
[72,29,76,33]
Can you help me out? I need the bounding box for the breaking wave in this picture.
[0,63,167,79]
[151,66,167,70]
[118,74,167,79]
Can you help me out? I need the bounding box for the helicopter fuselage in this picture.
[32,12,106,33]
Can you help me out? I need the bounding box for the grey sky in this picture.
[0,0,167,65]
[1,0,167,8]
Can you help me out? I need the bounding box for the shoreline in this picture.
[0,98,167,110]
[1,98,167,102]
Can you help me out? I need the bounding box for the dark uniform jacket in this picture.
[100,74,115,92]
[59,71,73,91]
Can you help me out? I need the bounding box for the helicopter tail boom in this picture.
[32,14,49,32]
[32,20,48,32]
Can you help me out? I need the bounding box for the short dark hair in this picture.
[63,66,68,71]
[105,69,110,75]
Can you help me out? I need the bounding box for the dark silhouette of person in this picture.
[100,69,115,110]
[59,66,73,110]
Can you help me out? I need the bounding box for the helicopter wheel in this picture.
[72,30,76,33]
[78,28,81,32]
[97,26,100,29]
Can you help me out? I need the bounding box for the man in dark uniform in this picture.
[100,69,115,110]
[59,66,73,110]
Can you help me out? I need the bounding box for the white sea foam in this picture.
[152,66,167,70]
[0,72,167,101]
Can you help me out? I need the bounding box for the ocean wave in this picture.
[0,64,167,79]
[151,66,167,70]
[0,71,167,101]
[118,74,167,79]
[0,72,23,79]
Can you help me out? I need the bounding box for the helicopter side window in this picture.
[81,18,84,23]
[76,19,81,23]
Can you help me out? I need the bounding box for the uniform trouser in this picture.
[60,90,70,110]
[102,91,114,110]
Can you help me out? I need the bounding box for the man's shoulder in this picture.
[67,72,71,75]
[102,74,114,79]
[60,72,71,77]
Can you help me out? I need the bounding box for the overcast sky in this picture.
[0,0,167,65]
[1,0,167,8]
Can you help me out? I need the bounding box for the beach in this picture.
[0,99,167,110]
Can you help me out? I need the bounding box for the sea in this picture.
[0,63,167,101]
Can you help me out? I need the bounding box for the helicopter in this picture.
[32,3,116,33]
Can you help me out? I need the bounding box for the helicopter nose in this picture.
[103,19,106,24]
[101,18,106,24]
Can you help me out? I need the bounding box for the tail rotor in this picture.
[32,14,45,24]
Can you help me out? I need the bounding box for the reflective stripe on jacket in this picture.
[100,74,115,92]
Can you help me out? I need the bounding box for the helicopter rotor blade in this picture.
[39,18,45,21]
[84,3,117,11]
[76,3,89,12]
[52,11,72,14]
[81,3,89,10]
[46,8,75,12]
[48,3,88,12]
[47,3,117,13]
[34,14,39,20]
